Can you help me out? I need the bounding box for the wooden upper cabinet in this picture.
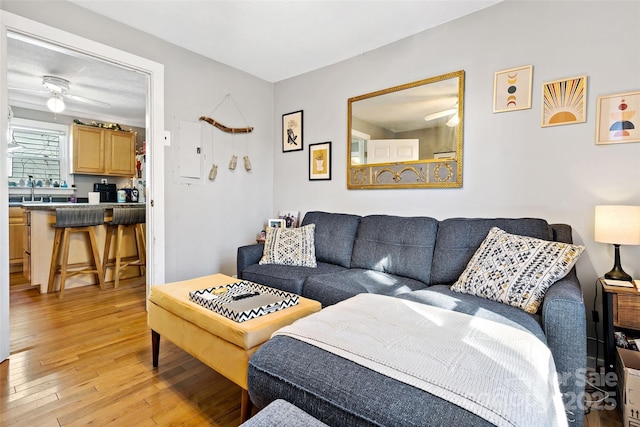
[105,130,136,176]
[72,125,104,174]
[71,124,136,176]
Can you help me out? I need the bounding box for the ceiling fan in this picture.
[9,75,111,112]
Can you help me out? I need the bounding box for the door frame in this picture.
[0,10,166,361]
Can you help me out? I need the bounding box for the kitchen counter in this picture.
[16,202,144,210]
[23,204,146,294]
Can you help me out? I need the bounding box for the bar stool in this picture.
[103,206,146,288]
[48,207,106,298]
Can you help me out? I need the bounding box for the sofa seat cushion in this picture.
[248,335,494,427]
[241,262,347,295]
[431,217,553,285]
[397,285,546,342]
[350,215,438,284]
[301,211,361,268]
[302,269,427,307]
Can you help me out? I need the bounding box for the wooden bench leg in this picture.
[151,330,160,367]
[240,388,252,423]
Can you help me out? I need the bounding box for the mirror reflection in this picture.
[348,70,464,189]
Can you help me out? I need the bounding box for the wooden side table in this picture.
[601,278,640,373]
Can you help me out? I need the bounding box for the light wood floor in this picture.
[1,272,622,426]
[2,273,242,426]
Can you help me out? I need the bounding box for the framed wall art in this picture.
[596,91,640,145]
[493,65,533,113]
[541,75,587,127]
[309,141,331,181]
[282,110,303,152]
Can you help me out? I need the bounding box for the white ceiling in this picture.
[70,0,501,83]
[7,1,501,126]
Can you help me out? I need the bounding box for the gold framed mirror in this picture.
[347,70,464,189]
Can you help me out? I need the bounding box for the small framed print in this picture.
[282,110,303,152]
[596,91,640,145]
[541,75,587,127]
[493,65,533,113]
[267,218,286,229]
[309,141,331,181]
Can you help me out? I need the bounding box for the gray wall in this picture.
[272,0,640,362]
[3,1,275,281]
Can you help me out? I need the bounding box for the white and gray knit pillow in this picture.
[451,227,584,314]
[259,224,317,267]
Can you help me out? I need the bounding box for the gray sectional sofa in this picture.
[237,211,586,426]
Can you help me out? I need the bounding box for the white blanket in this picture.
[274,293,567,427]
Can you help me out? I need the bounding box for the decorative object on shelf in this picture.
[493,65,533,113]
[595,91,640,145]
[72,119,132,132]
[309,141,331,181]
[541,75,587,127]
[282,110,303,153]
[268,218,286,229]
[595,205,640,281]
[278,211,300,228]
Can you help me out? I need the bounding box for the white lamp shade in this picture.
[46,96,65,113]
[595,205,640,245]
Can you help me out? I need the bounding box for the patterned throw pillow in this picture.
[450,227,584,314]
[259,224,317,267]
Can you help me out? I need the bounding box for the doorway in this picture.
[0,10,166,361]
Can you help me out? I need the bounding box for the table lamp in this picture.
[595,205,640,281]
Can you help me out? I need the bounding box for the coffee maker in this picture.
[93,183,117,202]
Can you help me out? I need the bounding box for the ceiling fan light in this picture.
[47,95,65,113]
[446,114,459,127]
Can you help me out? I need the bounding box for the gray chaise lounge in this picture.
[238,211,586,426]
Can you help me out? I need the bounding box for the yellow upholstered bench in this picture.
[148,273,321,422]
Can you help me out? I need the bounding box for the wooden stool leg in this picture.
[135,223,146,277]
[114,224,125,288]
[88,227,106,291]
[58,229,72,299]
[48,228,63,293]
[103,224,114,285]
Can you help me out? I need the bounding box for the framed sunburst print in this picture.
[493,65,533,113]
[595,91,640,145]
[541,76,587,127]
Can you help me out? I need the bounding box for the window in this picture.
[8,118,70,185]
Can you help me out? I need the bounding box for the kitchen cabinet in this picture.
[71,124,136,176]
[8,207,26,274]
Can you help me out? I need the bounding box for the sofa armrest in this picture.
[541,269,586,426]
[237,244,264,279]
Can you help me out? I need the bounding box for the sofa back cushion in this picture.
[431,218,552,285]
[350,215,438,284]
[301,211,361,268]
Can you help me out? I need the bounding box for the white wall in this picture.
[2,1,275,281]
[272,0,640,361]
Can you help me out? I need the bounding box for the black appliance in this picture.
[93,183,117,202]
